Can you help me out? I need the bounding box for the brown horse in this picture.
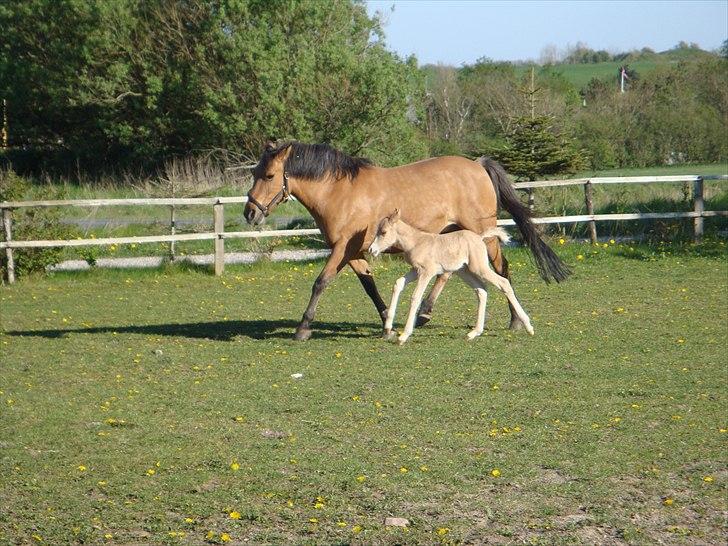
[244,141,569,340]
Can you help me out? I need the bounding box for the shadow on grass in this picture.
[5,319,379,341]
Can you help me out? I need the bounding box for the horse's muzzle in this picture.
[244,202,265,226]
[368,243,381,257]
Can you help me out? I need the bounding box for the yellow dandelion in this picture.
[356,475,367,483]
[146,468,156,476]
[352,525,362,534]
[491,468,501,477]
[663,498,674,506]
[558,238,565,245]
[436,527,450,536]
[576,254,584,260]
[31,534,43,543]
[205,531,216,540]
[703,476,714,483]
[400,466,408,473]
[314,502,325,509]
[337,521,347,527]
[309,518,319,523]
[184,517,194,523]
[420,465,429,472]
[104,534,113,540]
[220,533,231,543]
[77,465,87,472]
[229,511,241,519]
[230,461,240,471]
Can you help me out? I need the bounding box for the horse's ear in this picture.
[265,138,277,152]
[392,208,401,221]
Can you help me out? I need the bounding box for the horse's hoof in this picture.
[293,328,312,341]
[466,330,481,340]
[382,330,396,341]
[397,336,409,345]
[508,318,524,331]
[415,313,432,327]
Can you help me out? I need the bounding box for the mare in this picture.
[244,141,569,340]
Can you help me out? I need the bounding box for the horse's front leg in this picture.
[348,257,388,323]
[416,272,451,327]
[384,268,417,340]
[294,242,352,341]
[399,272,434,345]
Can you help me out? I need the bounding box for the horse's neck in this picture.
[289,177,335,220]
[395,221,429,252]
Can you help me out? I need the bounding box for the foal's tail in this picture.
[481,227,511,244]
[478,156,571,283]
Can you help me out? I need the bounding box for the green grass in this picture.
[1,241,727,544]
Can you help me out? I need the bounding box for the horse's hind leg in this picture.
[456,270,488,340]
[349,257,388,323]
[473,261,534,336]
[416,273,451,327]
[485,236,524,331]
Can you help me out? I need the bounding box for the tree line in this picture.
[1,0,726,180]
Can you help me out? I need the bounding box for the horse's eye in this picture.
[266,174,274,180]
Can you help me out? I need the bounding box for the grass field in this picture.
[1,241,727,544]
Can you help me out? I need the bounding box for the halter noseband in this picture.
[247,172,291,217]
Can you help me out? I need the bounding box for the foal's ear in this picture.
[391,208,401,221]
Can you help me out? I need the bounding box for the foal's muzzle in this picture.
[368,242,381,257]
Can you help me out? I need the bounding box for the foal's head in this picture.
[368,209,402,257]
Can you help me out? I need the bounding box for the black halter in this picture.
[247,172,291,217]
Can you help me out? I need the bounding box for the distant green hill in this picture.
[513,47,718,91]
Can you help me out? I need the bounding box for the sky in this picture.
[365,0,728,65]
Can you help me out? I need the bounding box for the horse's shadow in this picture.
[4,319,378,341]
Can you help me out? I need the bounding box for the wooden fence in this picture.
[1,174,727,284]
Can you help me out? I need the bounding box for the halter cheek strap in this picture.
[247,172,291,217]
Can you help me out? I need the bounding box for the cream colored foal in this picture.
[368,209,534,344]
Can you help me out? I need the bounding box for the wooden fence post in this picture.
[2,207,16,284]
[527,188,535,211]
[169,205,176,261]
[213,202,224,275]
[584,180,598,244]
[693,176,704,243]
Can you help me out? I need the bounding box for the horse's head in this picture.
[368,209,401,257]
[244,141,292,226]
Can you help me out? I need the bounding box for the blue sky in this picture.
[365,1,728,65]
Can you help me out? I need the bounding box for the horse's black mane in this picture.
[257,141,372,181]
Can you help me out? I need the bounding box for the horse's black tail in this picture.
[478,156,571,283]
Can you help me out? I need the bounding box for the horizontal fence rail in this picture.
[2,174,727,283]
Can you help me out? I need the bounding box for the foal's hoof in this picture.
[415,313,432,327]
[382,330,396,341]
[293,327,312,341]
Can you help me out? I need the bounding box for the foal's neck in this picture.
[394,220,431,251]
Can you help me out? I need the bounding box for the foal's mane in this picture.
[260,141,372,181]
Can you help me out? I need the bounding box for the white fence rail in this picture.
[2,175,727,283]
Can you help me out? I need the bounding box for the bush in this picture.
[1,169,73,279]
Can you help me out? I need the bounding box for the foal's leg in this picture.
[399,272,435,345]
[456,270,489,340]
[295,240,356,341]
[416,272,451,327]
[348,257,388,323]
[473,261,534,336]
[485,237,524,331]
[384,268,417,339]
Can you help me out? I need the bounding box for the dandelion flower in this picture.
[230,461,240,471]
[356,475,366,483]
[77,465,87,472]
[491,468,501,477]
[436,527,450,536]
[220,533,231,542]
[352,525,362,534]
[229,511,241,520]
[309,518,319,523]
[663,498,674,506]
[703,476,714,483]
[146,468,156,476]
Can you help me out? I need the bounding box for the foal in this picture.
[368,210,534,344]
